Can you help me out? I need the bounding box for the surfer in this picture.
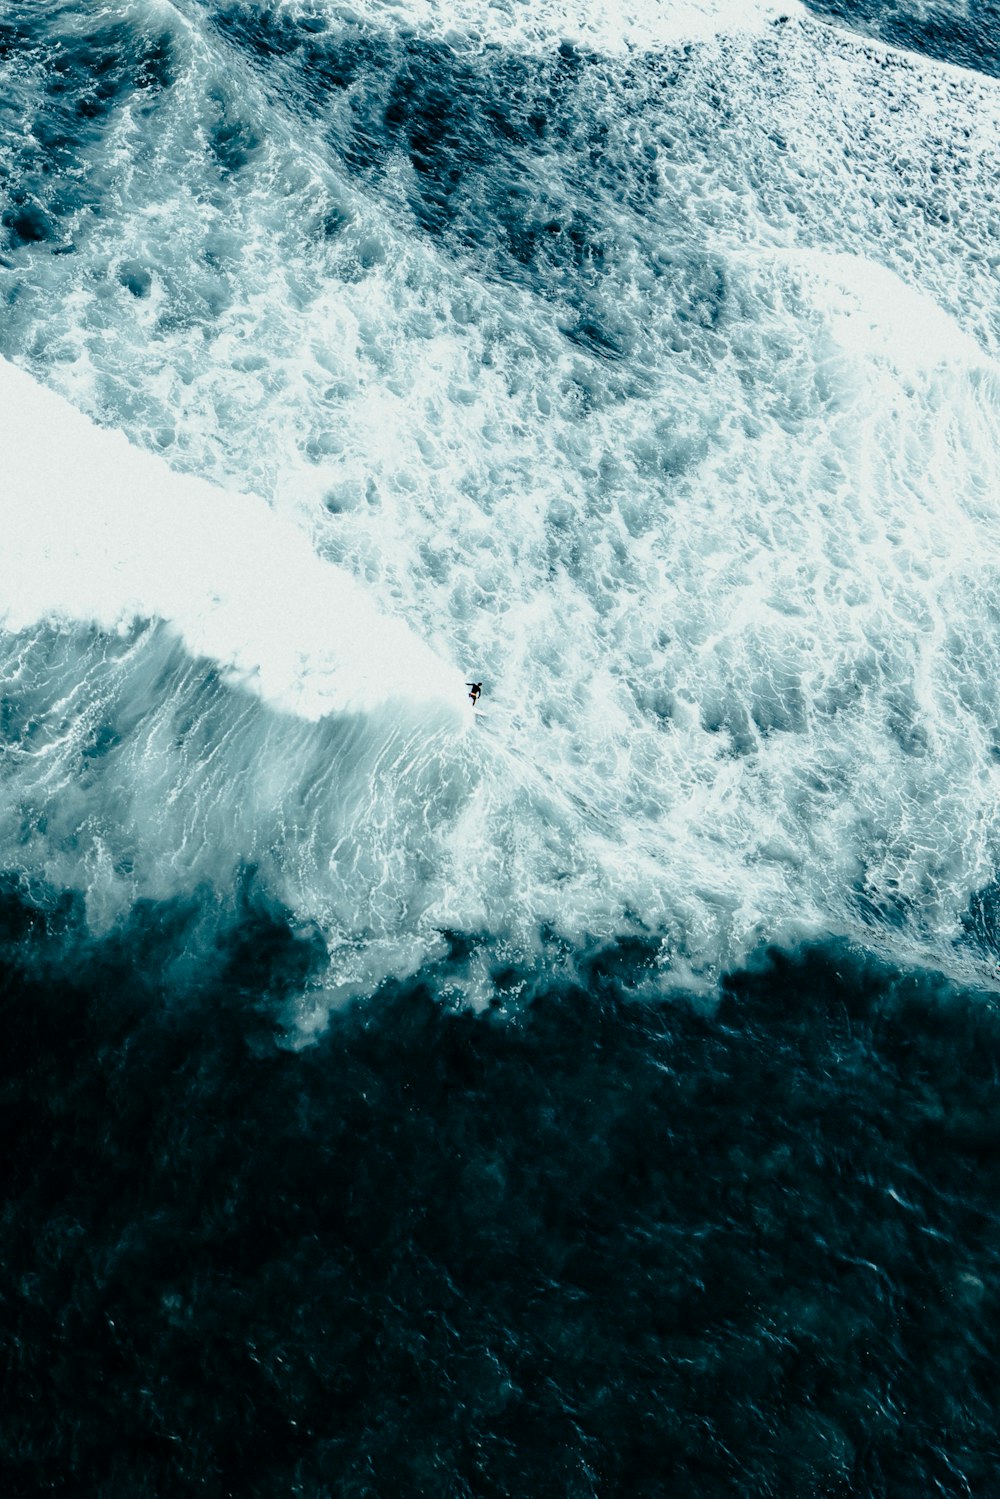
[466,682,482,706]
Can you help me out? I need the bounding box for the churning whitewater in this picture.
[3,1,1000,1494]
[2,0,1000,1014]
[2,0,1000,1008]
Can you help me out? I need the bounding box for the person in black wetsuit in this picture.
[466,682,482,706]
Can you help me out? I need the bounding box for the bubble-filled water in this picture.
[2,2,1000,1492]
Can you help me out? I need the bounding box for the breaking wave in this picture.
[3,1,1000,1492]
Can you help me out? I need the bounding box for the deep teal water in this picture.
[3,878,1000,1496]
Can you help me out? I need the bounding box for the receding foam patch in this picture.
[788,251,987,372]
[0,357,470,724]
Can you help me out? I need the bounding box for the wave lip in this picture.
[0,357,469,724]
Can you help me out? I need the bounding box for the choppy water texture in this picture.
[2,0,1000,1493]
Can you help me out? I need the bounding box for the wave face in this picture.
[2,1,1000,1492]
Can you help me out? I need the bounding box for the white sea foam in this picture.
[264,0,802,53]
[0,357,469,722]
[2,2,1000,1017]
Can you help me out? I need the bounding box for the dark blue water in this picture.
[3,2,1000,1494]
[3,876,1000,1496]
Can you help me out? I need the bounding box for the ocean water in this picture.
[2,0,1000,1493]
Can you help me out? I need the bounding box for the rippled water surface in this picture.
[2,1,1000,1493]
